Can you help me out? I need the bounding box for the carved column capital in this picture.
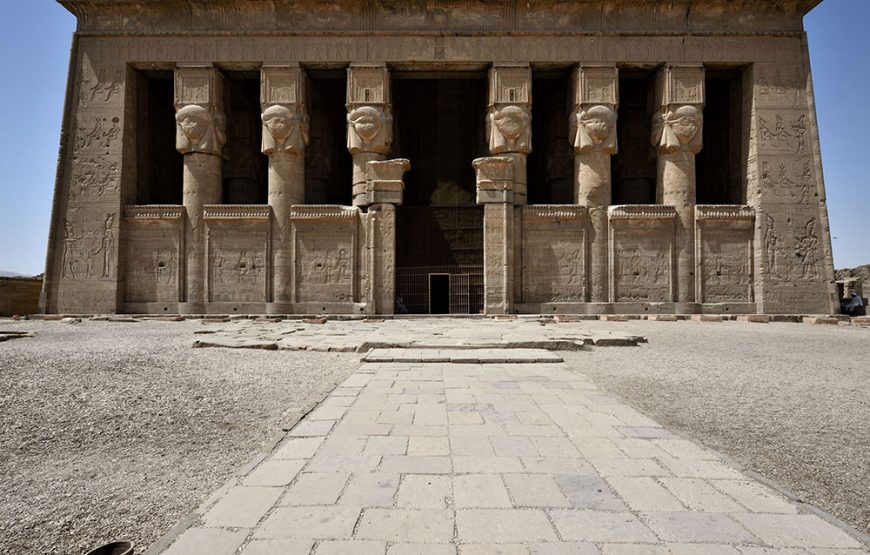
[174,65,226,156]
[473,156,515,204]
[363,158,409,206]
[487,64,532,155]
[261,65,309,156]
[652,64,705,155]
[571,65,619,155]
[347,63,392,155]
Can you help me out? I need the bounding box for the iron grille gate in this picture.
[395,206,484,314]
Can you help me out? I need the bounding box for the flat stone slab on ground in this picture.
[362,348,563,363]
[189,318,646,352]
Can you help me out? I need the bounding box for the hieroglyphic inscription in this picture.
[125,219,182,303]
[757,112,808,155]
[613,235,672,302]
[522,228,586,303]
[207,225,269,303]
[699,231,752,302]
[295,229,355,303]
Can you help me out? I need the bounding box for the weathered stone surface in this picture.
[45,1,836,318]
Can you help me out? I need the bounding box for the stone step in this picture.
[362,348,563,364]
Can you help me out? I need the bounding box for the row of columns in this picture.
[172,61,706,311]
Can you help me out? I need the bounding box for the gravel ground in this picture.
[563,320,870,536]
[0,319,359,555]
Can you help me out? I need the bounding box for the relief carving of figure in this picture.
[654,105,702,154]
[793,219,820,280]
[571,105,617,154]
[262,104,309,155]
[100,213,115,279]
[347,106,391,154]
[792,114,807,153]
[763,213,779,276]
[176,104,226,155]
[488,105,531,154]
[62,218,81,279]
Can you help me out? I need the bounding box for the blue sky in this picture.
[0,0,867,275]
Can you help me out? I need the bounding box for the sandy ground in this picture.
[0,319,359,555]
[563,319,870,536]
[1,317,867,553]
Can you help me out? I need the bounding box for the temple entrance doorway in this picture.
[392,74,487,314]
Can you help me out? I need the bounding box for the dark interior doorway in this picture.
[392,76,487,206]
[528,71,574,204]
[223,72,268,204]
[611,71,657,204]
[697,69,745,204]
[429,274,450,314]
[136,71,183,205]
[392,74,487,314]
[306,71,353,205]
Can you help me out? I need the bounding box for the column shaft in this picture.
[576,151,611,302]
[182,153,221,306]
[658,152,696,304]
[269,152,304,304]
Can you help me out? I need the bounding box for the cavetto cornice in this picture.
[59,0,821,35]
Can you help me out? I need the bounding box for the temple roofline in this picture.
[59,0,823,35]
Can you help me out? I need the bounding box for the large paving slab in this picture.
[190,318,646,352]
[155,358,867,554]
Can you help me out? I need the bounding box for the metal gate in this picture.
[395,206,484,314]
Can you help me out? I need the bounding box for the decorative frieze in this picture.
[609,205,678,221]
[124,205,184,221]
[290,205,360,220]
[522,205,588,222]
[203,205,271,221]
[695,205,755,223]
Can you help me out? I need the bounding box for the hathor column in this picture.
[347,63,392,207]
[652,64,704,309]
[175,65,226,313]
[571,65,618,303]
[261,65,309,311]
[488,63,531,205]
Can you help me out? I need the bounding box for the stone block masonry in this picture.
[45,0,837,316]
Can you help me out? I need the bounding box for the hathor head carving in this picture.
[347,105,390,153]
[176,104,225,155]
[488,105,531,154]
[572,105,617,154]
[262,104,309,155]
[655,104,702,153]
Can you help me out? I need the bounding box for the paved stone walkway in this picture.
[157,354,866,555]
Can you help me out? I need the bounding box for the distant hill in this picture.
[0,270,27,278]
[836,265,870,282]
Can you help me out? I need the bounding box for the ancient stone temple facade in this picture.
[43,0,837,315]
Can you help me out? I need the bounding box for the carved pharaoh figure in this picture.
[175,104,226,155]
[488,105,531,154]
[261,104,309,155]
